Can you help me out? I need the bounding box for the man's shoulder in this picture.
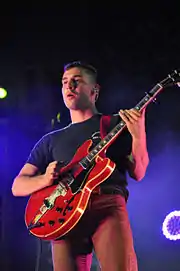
[47,124,71,137]
[36,124,71,144]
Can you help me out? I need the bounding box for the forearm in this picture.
[128,134,149,181]
[12,174,47,197]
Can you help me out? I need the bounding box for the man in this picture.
[12,61,149,270]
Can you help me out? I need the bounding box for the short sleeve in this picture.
[26,134,52,174]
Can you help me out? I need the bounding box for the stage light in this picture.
[162,210,180,241]
[0,88,7,99]
[57,112,61,123]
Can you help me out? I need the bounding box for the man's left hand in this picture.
[119,108,146,139]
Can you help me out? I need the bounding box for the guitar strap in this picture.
[100,114,112,139]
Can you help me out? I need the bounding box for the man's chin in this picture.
[65,104,79,110]
[65,101,89,111]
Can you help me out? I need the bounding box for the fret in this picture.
[79,159,89,169]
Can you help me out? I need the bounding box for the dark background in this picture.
[0,3,180,270]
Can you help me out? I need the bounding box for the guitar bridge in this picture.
[28,182,68,228]
[43,182,68,209]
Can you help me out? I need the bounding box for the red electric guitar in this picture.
[25,70,180,240]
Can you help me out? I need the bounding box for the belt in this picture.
[92,186,101,195]
[91,186,121,195]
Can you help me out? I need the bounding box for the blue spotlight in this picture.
[162,210,180,241]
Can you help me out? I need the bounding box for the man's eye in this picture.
[74,79,79,83]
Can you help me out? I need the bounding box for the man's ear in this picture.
[92,84,100,101]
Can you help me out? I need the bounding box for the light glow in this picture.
[0,88,7,99]
[162,210,180,241]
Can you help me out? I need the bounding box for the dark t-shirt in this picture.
[27,113,132,200]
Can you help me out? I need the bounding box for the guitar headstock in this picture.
[159,69,180,88]
[168,69,180,84]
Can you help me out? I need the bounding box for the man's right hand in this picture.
[43,161,59,186]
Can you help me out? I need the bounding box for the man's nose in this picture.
[67,80,73,90]
[69,79,77,90]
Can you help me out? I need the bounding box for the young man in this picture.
[12,61,149,270]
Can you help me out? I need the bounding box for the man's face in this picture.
[61,67,95,110]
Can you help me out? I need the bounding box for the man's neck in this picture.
[70,107,99,124]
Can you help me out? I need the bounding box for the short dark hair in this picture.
[63,61,97,83]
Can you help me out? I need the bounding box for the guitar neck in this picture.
[79,70,180,169]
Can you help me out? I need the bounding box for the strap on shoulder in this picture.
[100,115,112,139]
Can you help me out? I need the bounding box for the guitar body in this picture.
[25,139,116,240]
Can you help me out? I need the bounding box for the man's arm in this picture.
[12,161,58,196]
[119,107,149,181]
[127,134,149,181]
